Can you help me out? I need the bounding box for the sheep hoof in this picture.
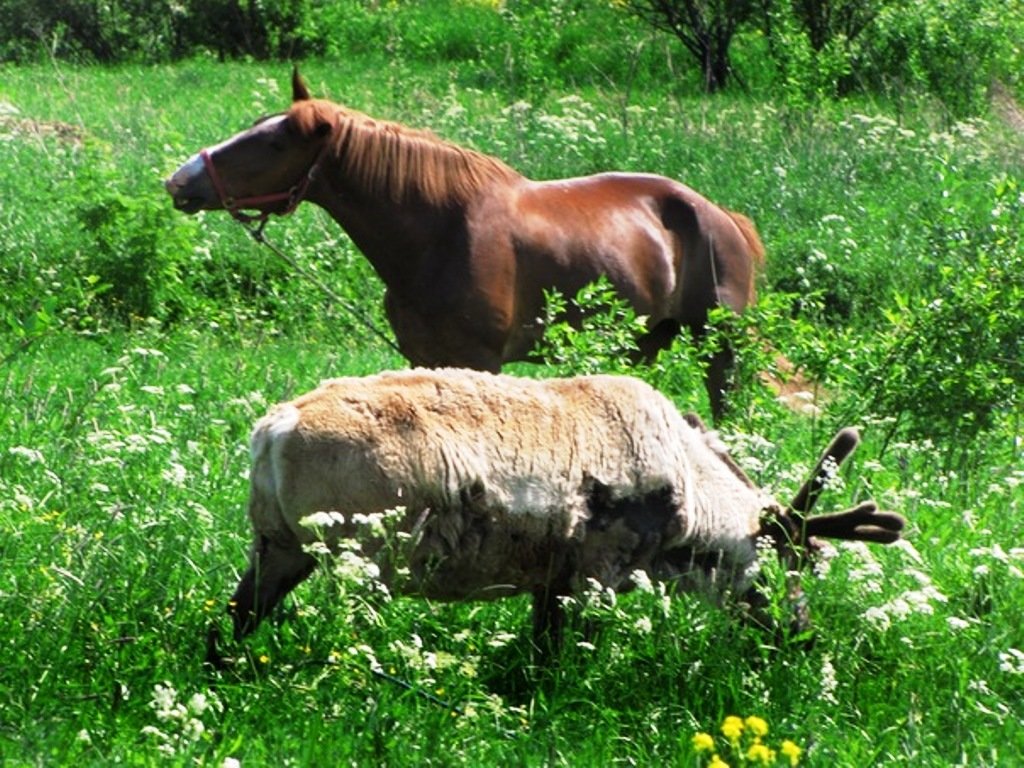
[204,625,230,670]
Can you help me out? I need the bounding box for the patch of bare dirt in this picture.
[0,103,84,146]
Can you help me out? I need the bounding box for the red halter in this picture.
[199,145,325,229]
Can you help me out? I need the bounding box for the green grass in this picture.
[0,51,1022,766]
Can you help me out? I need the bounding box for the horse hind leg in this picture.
[705,342,735,423]
[633,317,732,422]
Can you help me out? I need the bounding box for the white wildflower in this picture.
[849,557,884,590]
[634,615,653,634]
[8,446,44,464]
[812,541,838,579]
[998,648,1024,675]
[863,606,891,631]
[970,543,1009,563]
[947,616,972,631]
[188,691,211,716]
[817,455,843,491]
[348,643,382,673]
[630,568,654,594]
[181,717,205,742]
[581,577,616,609]
[299,510,346,529]
[162,462,188,487]
[967,678,993,695]
[820,654,839,705]
[906,568,934,587]
[351,511,390,537]
[332,548,381,584]
[487,632,517,649]
[892,538,924,563]
[303,541,332,557]
[150,683,188,724]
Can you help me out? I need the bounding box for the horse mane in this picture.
[289,99,522,206]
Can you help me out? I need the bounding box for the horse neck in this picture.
[307,174,461,287]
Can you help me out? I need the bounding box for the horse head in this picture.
[164,69,332,223]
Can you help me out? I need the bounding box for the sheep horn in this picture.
[803,501,906,544]
[761,428,905,561]
[788,427,861,521]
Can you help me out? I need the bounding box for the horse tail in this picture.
[724,209,765,302]
[724,209,766,266]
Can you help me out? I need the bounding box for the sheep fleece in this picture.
[248,368,768,600]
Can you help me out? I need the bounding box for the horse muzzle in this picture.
[165,154,217,214]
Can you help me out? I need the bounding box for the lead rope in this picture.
[240,221,404,357]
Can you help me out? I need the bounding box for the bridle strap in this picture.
[200,145,326,228]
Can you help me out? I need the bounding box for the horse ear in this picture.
[292,66,312,102]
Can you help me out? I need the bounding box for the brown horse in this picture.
[165,71,765,419]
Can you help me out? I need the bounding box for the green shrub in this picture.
[70,149,196,323]
[860,0,1023,117]
[850,178,1023,446]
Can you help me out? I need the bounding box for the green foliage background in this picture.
[0,2,1022,765]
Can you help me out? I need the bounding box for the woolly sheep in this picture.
[210,368,904,661]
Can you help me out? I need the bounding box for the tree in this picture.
[789,0,891,52]
[624,0,755,92]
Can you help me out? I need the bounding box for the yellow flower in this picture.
[781,739,803,766]
[708,755,730,768]
[692,732,715,753]
[721,715,744,742]
[259,654,270,664]
[745,715,769,737]
[746,741,775,765]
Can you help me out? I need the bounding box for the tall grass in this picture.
[0,49,1021,766]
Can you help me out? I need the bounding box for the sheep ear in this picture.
[789,427,860,519]
[682,412,708,432]
[292,66,312,102]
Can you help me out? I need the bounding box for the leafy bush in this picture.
[851,178,1023,445]
[66,147,196,323]
[0,0,310,62]
[860,0,1023,116]
[531,277,649,377]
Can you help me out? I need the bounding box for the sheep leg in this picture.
[228,535,317,641]
[531,586,568,657]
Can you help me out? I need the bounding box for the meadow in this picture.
[0,26,1022,768]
